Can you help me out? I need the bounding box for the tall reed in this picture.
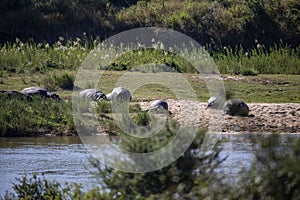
[1,40,299,75]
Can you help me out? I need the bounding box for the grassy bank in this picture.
[1,70,299,137]
[1,69,300,103]
[0,96,75,137]
[0,40,299,137]
[1,41,299,75]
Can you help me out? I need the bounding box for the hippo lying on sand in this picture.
[207,96,250,116]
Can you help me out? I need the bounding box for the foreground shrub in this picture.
[12,175,65,200]
[90,108,228,199]
[237,135,300,199]
[6,174,106,200]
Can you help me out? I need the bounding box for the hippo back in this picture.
[20,87,60,99]
[223,99,249,116]
[79,89,106,101]
[107,87,131,102]
[149,100,168,112]
[21,87,48,96]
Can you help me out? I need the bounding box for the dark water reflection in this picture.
[0,134,299,195]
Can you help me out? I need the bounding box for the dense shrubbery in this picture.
[1,0,299,75]
[117,0,300,48]
[0,0,299,48]
[237,135,300,199]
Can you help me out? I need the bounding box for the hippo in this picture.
[79,89,106,101]
[20,87,60,99]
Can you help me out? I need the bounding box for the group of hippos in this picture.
[79,87,170,113]
[78,87,250,116]
[1,86,250,117]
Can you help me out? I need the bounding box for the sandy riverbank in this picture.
[139,100,300,134]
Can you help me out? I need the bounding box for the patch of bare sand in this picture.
[139,100,300,134]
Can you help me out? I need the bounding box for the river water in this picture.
[0,134,298,196]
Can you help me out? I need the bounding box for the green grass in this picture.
[1,41,299,77]
[213,44,300,75]
[1,70,299,103]
[222,75,300,103]
[0,96,75,137]
[0,40,90,74]
[0,40,299,137]
[43,72,75,91]
[2,70,298,137]
[0,39,299,103]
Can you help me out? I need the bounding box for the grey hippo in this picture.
[148,100,172,114]
[20,87,60,99]
[106,87,132,102]
[79,89,106,101]
[207,96,250,116]
[223,98,250,117]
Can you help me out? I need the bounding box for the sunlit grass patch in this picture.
[0,96,75,137]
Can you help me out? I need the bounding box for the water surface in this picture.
[0,137,97,195]
[0,134,298,195]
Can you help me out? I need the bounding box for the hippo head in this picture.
[50,93,61,100]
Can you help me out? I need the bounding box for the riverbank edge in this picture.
[2,101,299,137]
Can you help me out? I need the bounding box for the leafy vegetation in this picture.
[236,134,300,199]
[3,174,92,200]
[213,44,300,75]
[0,39,89,74]
[1,0,299,49]
[1,40,299,76]
[0,96,75,137]
[1,0,299,198]
[43,72,75,90]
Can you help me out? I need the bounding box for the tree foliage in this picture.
[0,0,299,48]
